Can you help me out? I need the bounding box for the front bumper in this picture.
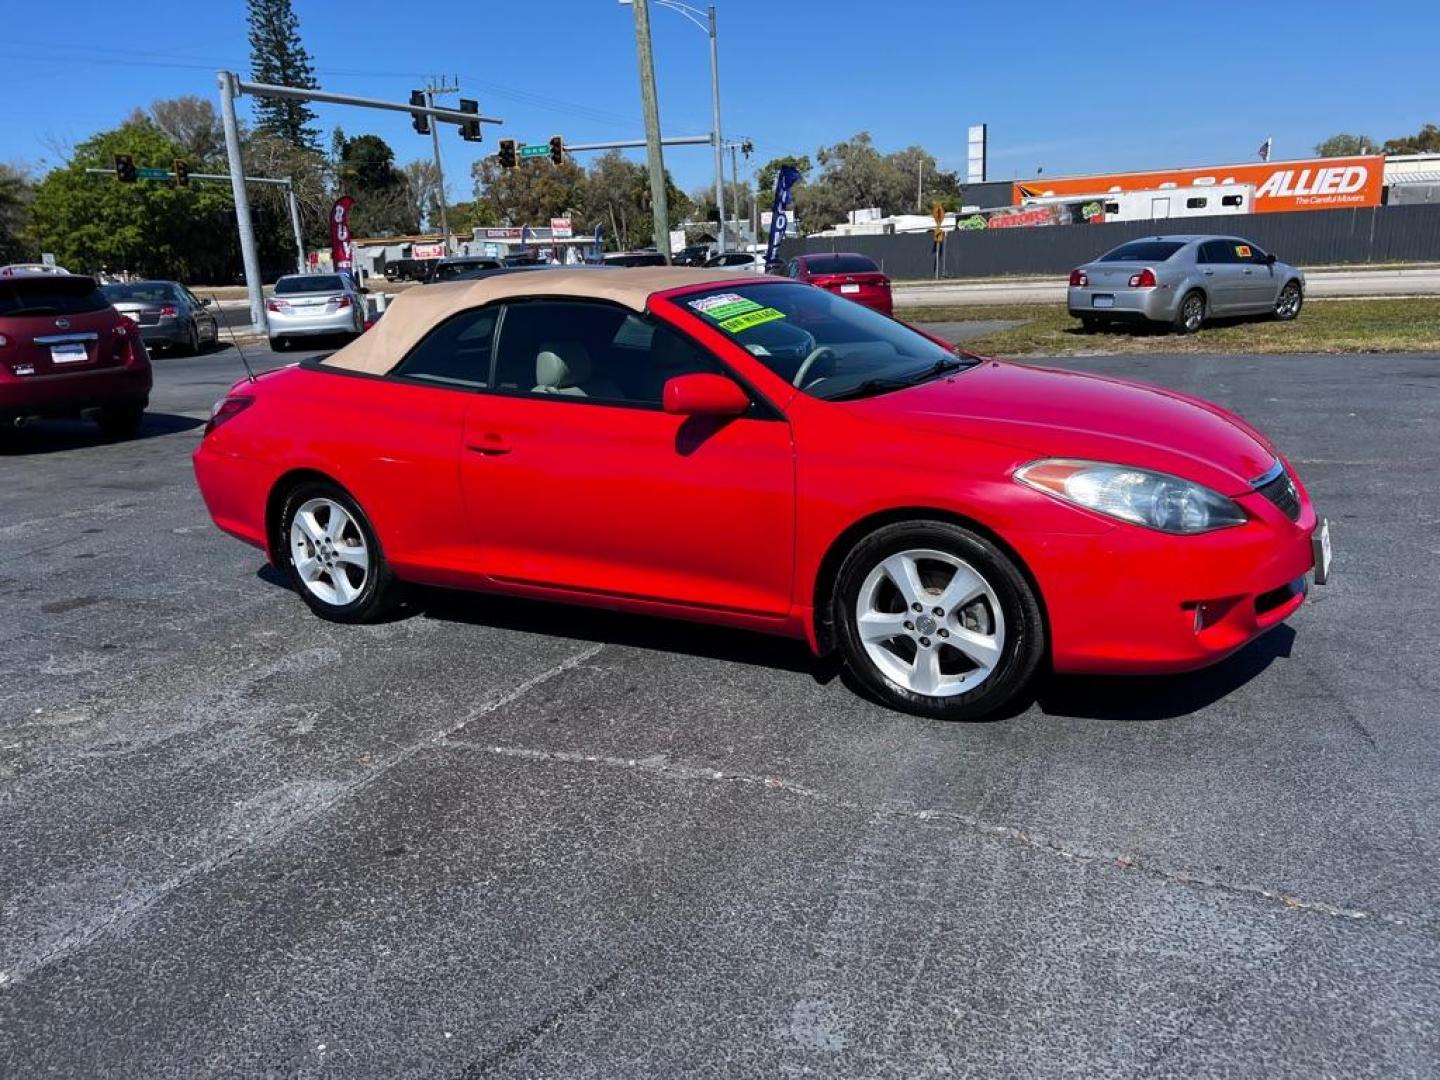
[1068,285,1179,323]
[1016,485,1320,675]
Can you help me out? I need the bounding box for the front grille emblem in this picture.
[54,318,70,329]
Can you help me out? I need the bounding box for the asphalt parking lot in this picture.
[2,342,1437,1078]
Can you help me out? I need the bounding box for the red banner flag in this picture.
[330,196,355,271]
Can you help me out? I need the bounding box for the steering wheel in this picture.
[792,346,839,389]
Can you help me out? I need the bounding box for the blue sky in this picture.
[1,0,1436,201]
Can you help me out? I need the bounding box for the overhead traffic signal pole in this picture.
[217,70,503,334]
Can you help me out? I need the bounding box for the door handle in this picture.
[466,436,511,456]
[1242,269,1254,275]
[1202,269,1215,276]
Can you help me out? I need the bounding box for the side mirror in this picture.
[1264,252,1277,265]
[663,372,750,417]
[200,297,213,307]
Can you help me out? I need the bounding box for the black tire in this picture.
[277,480,403,624]
[269,337,286,352]
[180,322,201,356]
[832,520,1046,721]
[1174,290,1206,334]
[96,402,145,440]
[1079,316,1104,333]
[1273,281,1303,322]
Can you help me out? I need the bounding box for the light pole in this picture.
[620,0,726,253]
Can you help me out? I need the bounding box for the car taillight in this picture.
[159,305,178,318]
[332,295,352,309]
[1069,269,1088,287]
[267,299,289,312]
[1129,268,1157,288]
[204,394,254,436]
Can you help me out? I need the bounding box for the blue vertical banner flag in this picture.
[764,165,801,268]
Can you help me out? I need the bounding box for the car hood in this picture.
[846,361,1277,496]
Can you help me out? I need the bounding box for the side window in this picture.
[785,260,800,278]
[493,300,720,406]
[1237,242,1268,265]
[1186,196,1208,209]
[391,306,498,388]
[1221,194,1244,208]
[1198,241,1234,265]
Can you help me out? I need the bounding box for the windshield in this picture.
[677,282,975,401]
[101,282,178,304]
[275,274,346,295]
[1099,241,1185,263]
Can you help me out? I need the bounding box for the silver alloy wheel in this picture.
[289,497,369,606]
[1182,294,1205,331]
[1276,284,1302,319]
[855,548,1006,698]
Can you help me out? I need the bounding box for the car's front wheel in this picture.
[1273,281,1303,321]
[278,481,403,623]
[833,521,1046,721]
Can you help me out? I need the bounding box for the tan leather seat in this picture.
[532,341,621,399]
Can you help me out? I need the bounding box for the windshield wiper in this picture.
[822,357,973,402]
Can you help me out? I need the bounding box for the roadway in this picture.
[2,341,1436,1077]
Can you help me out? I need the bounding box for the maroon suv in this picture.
[0,274,152,437]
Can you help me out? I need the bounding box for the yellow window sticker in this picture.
[718,307,786,333]
[1235,244,1252,258]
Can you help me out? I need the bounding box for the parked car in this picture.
[1068,235,1306,333]
[784,252,893,315]
[0,262,71,278]
[194,268,1327,722]
[265,273,367,351]
[428,256,505,283]
[100,280,219,355]
[383,258,440,283]
[0,273,152,437]
[674,244,713,267]
[704,251,766,274]
[603,251,669,267]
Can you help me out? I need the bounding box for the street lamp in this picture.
[619,0,727,253]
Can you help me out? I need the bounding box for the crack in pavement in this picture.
[436,741,1438,940]
[0,643,606,992]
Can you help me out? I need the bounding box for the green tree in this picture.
[1315,132,1377,157]
[0,164,34,264]
[445,199,497,239]
[756,154,811,200]
[1382,123,1440,155]
[334,132,418,237]
[148,96,226,165]
[474,154,587,231]
[28,119,236,280]
[247,0,320,151]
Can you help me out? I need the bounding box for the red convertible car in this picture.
[194,268,1328,720]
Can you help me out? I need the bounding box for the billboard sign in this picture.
[411,241,446,260]
[550,217,574,238]
[1013,154,1384,214]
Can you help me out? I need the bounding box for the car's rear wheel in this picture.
[1174,290,1206,334]
[1274,281,1303,321]
[833,521,1045,721]
[269,337,286,352]
[278,482,403,623]
[1080,316,1105,333]
[96,403,145,439]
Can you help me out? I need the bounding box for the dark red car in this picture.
[194,268,1327,722]
[784,252,893,315]
[0,274,152,437]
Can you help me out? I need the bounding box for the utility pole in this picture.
[426,76,458,251]
[706,5,725,253]
[218,70,266,334]
[630,0,671,260]
[917,160,923,212]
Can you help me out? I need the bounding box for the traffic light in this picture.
[458,98,481,142]
[173,159,190,187]
[114,153,136,183]
[409,90,430,135]
[548,135,564,166]
[497,139,517,169]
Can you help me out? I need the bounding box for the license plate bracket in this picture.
[50,342,88,364]
[840,283,860,295]
[1092,294,1115,308]
[1312,518,1332,585]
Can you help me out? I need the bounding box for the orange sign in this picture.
[1013,155,1384,214]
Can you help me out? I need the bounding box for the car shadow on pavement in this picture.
[1034,624,1296,722]
[255,567,839,681]
[0,412,204,456]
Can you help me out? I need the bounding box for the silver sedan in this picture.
[266,272,367,350]
[1067,235,1305,334]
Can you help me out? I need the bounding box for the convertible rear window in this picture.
[0,276,109,317]
[1099,241,1186,262]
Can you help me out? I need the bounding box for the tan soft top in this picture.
[323,266,778,375]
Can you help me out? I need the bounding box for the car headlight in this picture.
[1015,459,1246,534]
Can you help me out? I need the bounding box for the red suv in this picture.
[784,252,893,315]
[0,274,152,437]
